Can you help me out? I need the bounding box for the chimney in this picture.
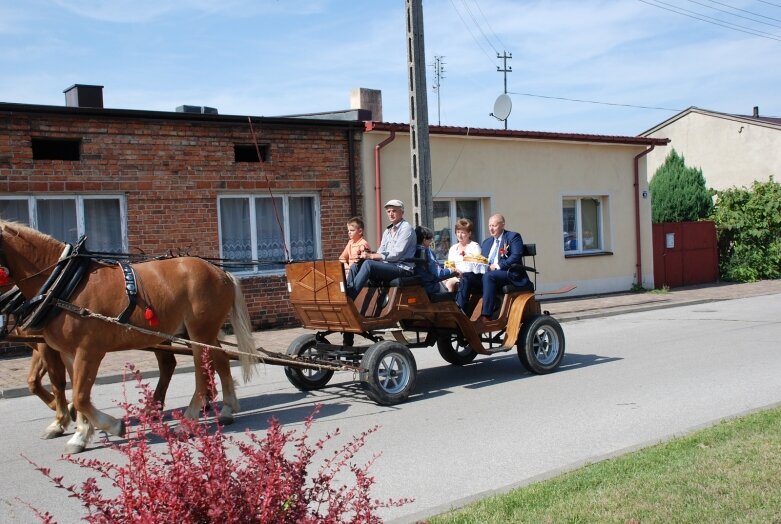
[350,88,382,122]
[753,106,759,118]
[64,84,104,108]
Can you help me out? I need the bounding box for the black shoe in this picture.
[343,333,354,347]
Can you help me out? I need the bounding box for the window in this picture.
[218,194,320,273]
[31,138,81,161]
[0,195,126,252]
[432,198,483,260]
[234,144,269,163]
[563,196,606,254]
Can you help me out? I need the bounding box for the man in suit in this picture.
[455,213,532,322]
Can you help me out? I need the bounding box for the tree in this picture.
[712,177,781,282]
[649,149,713,224]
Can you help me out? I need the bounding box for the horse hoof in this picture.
[40,427,65,440]
[64,443,86,454]
[217,412,235,426]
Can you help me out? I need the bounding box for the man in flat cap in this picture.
[346,199,416,300]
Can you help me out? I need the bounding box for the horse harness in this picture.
[0,237,144,334]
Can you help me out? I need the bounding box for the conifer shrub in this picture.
[649,149,713,224]
[25,362,411,523]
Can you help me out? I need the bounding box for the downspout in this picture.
[367,122,396,243]
[634,145,655,288]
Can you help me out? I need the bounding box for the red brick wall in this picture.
[0,110,363,329]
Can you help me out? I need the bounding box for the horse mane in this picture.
[0,220,63,245]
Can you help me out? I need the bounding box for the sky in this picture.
[0,0,779,137]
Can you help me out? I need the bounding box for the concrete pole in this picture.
[406,0,433,228]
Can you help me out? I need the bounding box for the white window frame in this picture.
[0,194,128,251]
[217,193,322,275]
[562,194,608,255]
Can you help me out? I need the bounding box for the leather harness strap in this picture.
[116,261,138,323]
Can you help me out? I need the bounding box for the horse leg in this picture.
[65,349,124,454]
[183,346,208,421]
[27,345,55,410]
[152,349,177,409]
[211,345,238,425]
[38,344,73,439]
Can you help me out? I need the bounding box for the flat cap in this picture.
[384,199,404,209]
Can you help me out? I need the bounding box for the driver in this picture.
[345,199,416,300]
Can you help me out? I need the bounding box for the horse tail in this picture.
[227,273,257,383]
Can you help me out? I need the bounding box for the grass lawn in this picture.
[429,405,781,523]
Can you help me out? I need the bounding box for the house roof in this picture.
[640,106,781,136]
[365,121,669,147]
[0,102,366,130]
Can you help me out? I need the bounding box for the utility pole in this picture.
[431,55,445,126]
[405,0,433,228]
[497,50,512,130]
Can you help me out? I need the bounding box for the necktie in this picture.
[488,237,500,264]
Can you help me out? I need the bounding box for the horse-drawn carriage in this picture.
[0,218,566,452]
[283,244,566,406]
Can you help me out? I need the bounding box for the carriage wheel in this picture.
[435,332,478,366]
[284,334,334,391]
[360,341,417,406]
[518,315,565,374]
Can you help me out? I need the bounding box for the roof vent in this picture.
[64,84,104,108]
[176,105,218,115]
[753,106,759,118]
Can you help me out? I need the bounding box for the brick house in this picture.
[0,85,366,328]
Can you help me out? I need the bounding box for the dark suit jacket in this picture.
[481,230,529,285]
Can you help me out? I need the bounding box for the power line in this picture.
[508,91,684,112]
[458,0,499,53]
[754,0,781,7]
[637,0,781,41]
[702,0,781,24]
[471,0,508,51]
[686,0,781,28]
[448,0,498,66]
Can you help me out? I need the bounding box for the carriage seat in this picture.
[499,243,538,295]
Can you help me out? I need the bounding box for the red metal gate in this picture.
[652,221,718,288]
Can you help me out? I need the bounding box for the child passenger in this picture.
[338,217,371,275]
[414,226,459,295]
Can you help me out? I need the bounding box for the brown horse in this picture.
[26,340,178,440]
[0,220,258,453]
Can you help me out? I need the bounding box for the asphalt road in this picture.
[1,293,780,523]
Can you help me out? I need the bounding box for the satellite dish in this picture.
[492,93,512,121]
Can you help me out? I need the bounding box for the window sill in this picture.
[564,251,613,259]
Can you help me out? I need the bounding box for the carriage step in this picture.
[484,346,513,354]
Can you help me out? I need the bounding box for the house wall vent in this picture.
[176,105,218,115]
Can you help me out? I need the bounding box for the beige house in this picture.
[641,106,781,190]
[359,123,668,296]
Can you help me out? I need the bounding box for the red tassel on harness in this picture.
[0,266,10,286]
[144,307,159,328]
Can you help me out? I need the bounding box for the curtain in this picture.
[37,199,78,244]
[220,198,252,271]
[288,197,315,261]
[84,199,122,252]
[255,197,285,270]
[0,199,30,225]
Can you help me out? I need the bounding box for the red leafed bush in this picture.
[27,363,411,523]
